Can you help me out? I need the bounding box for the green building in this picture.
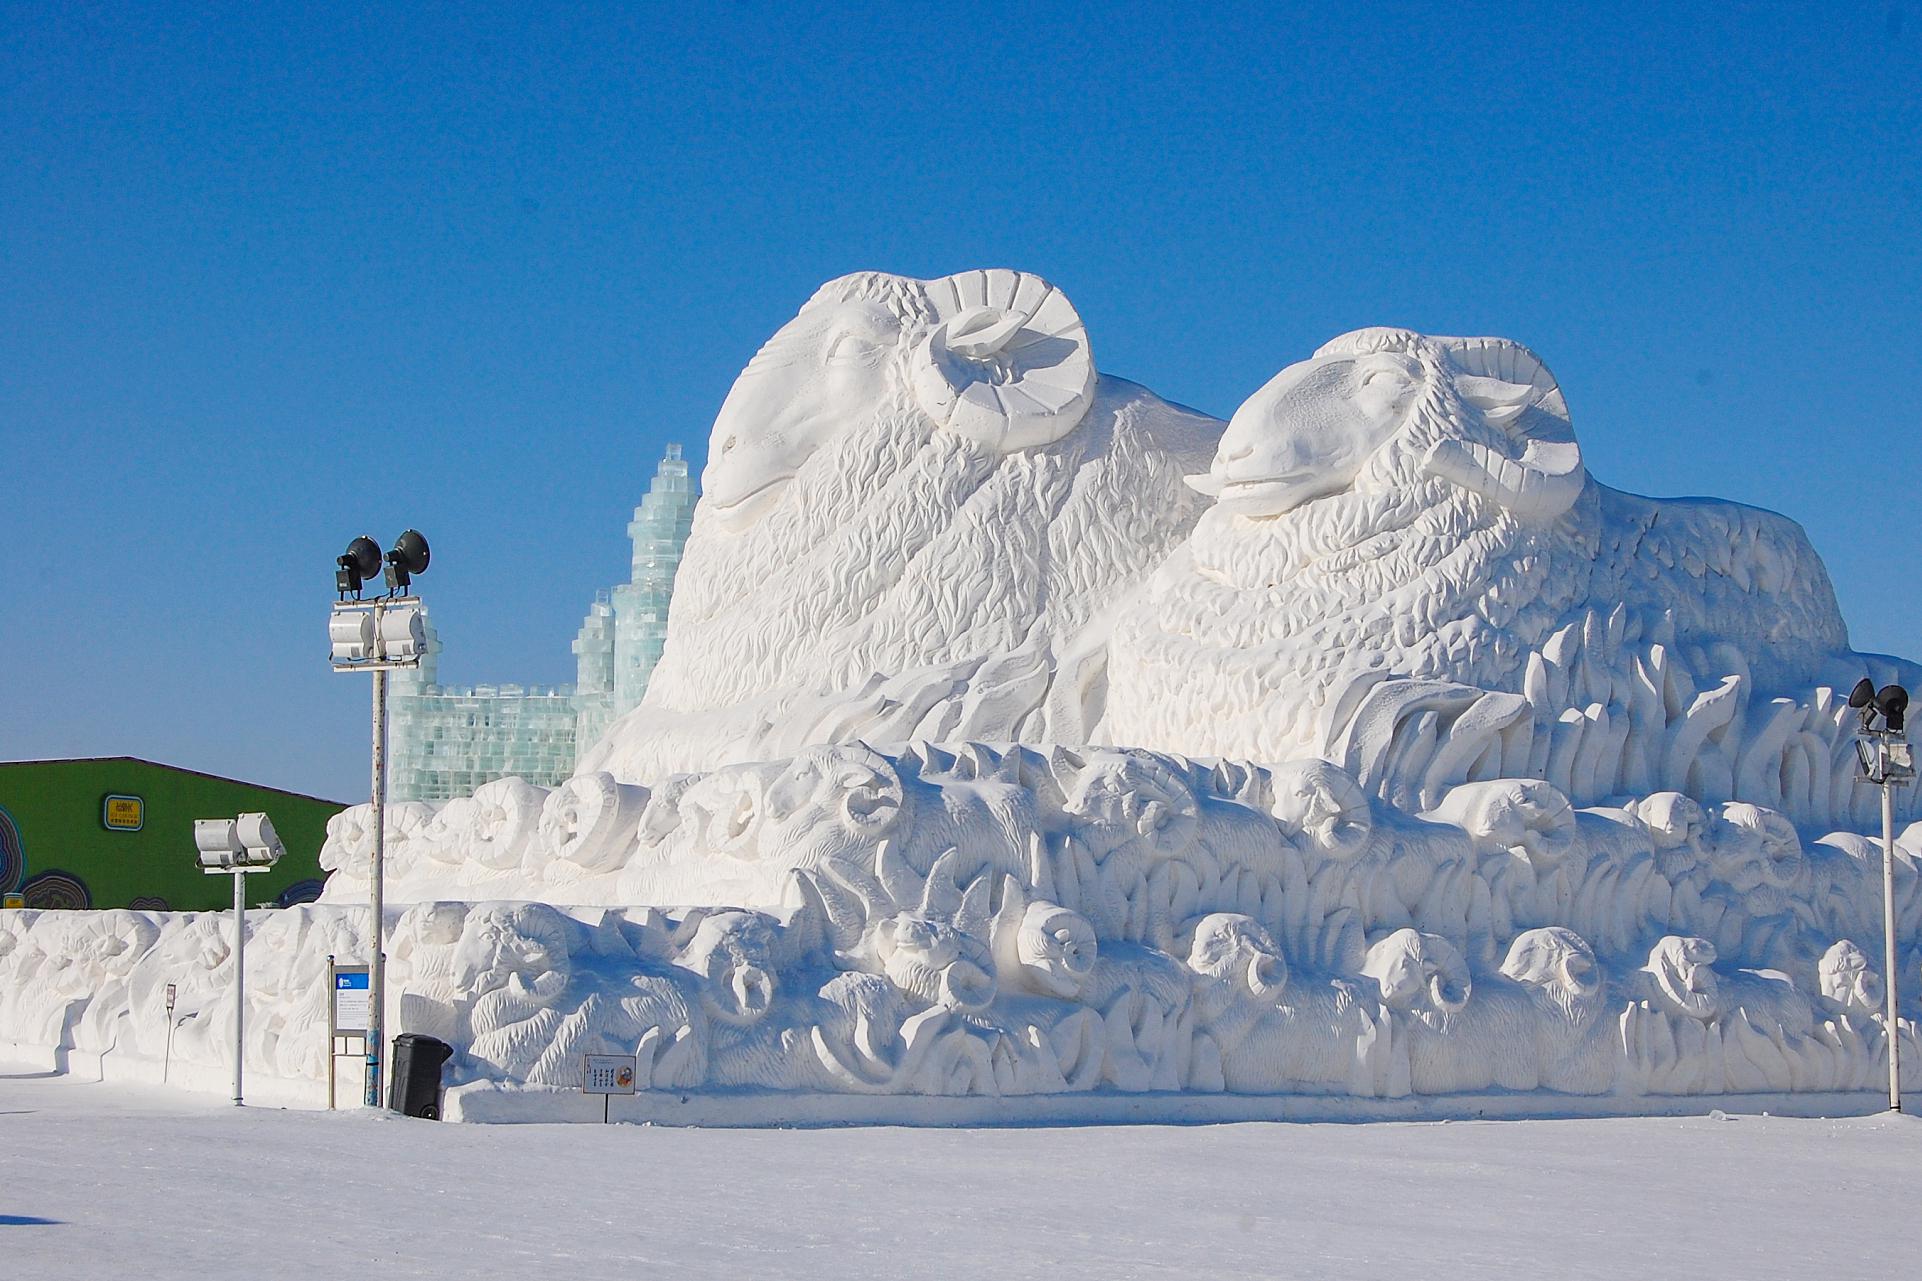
[0,758,345,912]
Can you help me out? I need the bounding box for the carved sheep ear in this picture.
[911,269,1096,453]
[1422,336,1585,524]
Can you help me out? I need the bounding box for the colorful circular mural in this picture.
[20,870,91,911]
[0,805,23,893]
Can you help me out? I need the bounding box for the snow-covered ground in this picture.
[4,1068,1918,1280]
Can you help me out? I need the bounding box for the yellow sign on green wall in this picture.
[102,795,145,831]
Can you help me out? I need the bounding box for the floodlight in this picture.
[1849,678,1876,710]
[194,813,283,870]
[235,812,285,864]
[384,529,431,592]
[336,535,383,597]
[375,596,426,659]
[329,608,378,663]
[194,818,240,869]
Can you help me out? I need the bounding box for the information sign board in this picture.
[103,795,145,831]
[333,967,371,1034]
[583,1054,638,1095]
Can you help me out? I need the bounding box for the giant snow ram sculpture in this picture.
[1109,326,1920,830]
[10,279,1920,1122]
[581,268,1221,779]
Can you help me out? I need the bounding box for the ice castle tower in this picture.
[388,444,697,801]
[575,444,697,754]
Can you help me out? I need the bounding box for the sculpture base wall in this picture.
[439,1083,1918,1126]
[6,742,1922,1121]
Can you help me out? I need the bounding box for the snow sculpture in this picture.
[1109,327,1920,830]
[580,268,1221,778]
[1496,927,1615,1093]
[391,901,469,1042]
[537,773,649,883]
[20,295,1922,1122]
[1819,939,1883,1019]
[1185,912,1383,1095]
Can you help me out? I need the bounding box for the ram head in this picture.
[1638,935,1720,1023]
[866,912,997,1015]
[1499,926,1604,1024]
[1432,778,1579,870]
[1362,928,1473,1029]
[673,910,779,1026]
[702,269,1096,528]
[1268,759,1373,860]
[1817,939,1884,1018]
[1189,328,1583,526]
[1185,913,1290,1001]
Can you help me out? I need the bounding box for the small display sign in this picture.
[333,967,371,1034]
[583,1054,638,1095]
[103,795,144,832]
[1,893,23,909]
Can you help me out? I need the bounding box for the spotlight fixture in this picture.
[336,536,383,599]
[1876,685,1908,735]
[1849,676,1910,736]
[193,812,286,870]
[1849,674,1913,1114]
[325,525,432,1111]
[383,529,431,593]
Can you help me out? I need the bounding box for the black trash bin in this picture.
[387,1034,454,1119]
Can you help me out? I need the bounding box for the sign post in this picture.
[162,982,177,1084]
[327,957,371,1110]
[582,1054,637,1125]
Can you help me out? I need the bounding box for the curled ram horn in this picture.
[537,773,649,874]
[1420,335,1585,524]
[1363,928,1473,1029]
[910,269,1096,453]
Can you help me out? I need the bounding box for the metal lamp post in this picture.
[329,530,431,1109]
[1851,678,1913,1112]
[192,812,284,1106]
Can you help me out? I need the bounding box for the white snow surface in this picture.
[4,1067,1918,1280]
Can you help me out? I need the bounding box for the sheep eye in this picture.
[824,333,876,365]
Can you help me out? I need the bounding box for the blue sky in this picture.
[2,3,1918,801]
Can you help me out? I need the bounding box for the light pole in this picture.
[192,812,284,1106]
[1850,678,1913,1112]
[329,530,431,1109]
